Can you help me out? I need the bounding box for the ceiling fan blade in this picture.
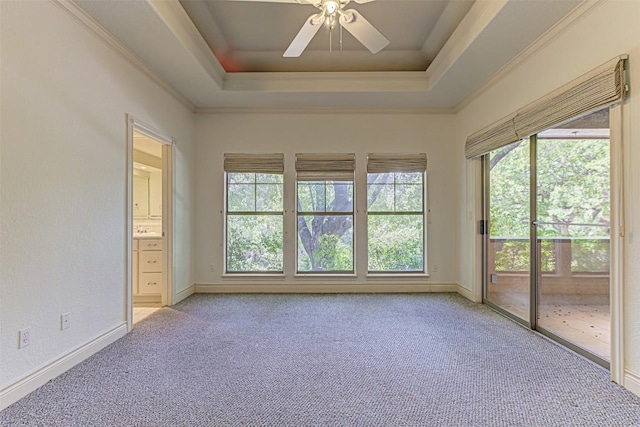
[350,0,376,3]
[284,14,323,57]
[339,9,389,54]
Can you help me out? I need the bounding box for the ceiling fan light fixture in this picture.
[325,14,337,29]
[323,0,339,15]
[249,0,388,57]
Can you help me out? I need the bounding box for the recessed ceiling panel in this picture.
[74,0,584,109]
[180,0,469,72]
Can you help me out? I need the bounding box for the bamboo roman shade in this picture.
[224,153,284,174]
[295,153,355,181]
[367,153,427,173]
[464,116,519,159]
[465,55,627,159]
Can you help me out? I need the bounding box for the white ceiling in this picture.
[74,0,583,110]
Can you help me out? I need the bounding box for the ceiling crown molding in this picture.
[425,0,509,88]
[145,0,511,95]
[195,107,455,115]
[60,0,585,109]
[223,71,430,93]
[52,0,195,111]
[454,0,606,113]
[146,0,226,89]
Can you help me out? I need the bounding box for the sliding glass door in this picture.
[484,109,611,366]
[535,112,611,361]
[484,139,530,324]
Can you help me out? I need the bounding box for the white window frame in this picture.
[294,153,356,275]
[366,171,427,274]
[224,168,284,275]
[295,178,356,275]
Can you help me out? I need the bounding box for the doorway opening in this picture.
[127,117,174,330]
[483,108,611,367]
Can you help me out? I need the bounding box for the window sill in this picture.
[222,273,286,279]
[366,273,431,279]
[294,273,358,279]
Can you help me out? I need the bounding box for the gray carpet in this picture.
[2,294,639,426]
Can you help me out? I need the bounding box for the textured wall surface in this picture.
[455,0,640,388]
[194,112,459,287]
[0,1,195,390]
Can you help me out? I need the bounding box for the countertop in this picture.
[133,233,162,239]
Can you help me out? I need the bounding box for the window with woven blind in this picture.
[295,153,355,273]
[224,153,284,273]
[366,153,427,273]
[465,55,627,159]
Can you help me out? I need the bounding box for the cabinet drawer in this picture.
[140,239,162,250]
[139,272,162,294]
[139,251,163,273]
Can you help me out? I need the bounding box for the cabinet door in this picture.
[149,171,162,218]
[133,175,149,218]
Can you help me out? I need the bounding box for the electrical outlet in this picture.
[19,327,31,349]
[209,264,215,273]
[61,313,70,330]
[432,264,439,272]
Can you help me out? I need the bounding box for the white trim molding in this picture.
[0,323,127,411]
[223,71,430,93]
[426,0,509,88]
[127,116,176,323]
[147,0,225,89]
[455,0,606,112]
[51,0,195,111]
[609,102,625,384]
[195,107,455,115]
[195,283,458,294]
[175,285,196,305]
[624,370,640,397]
[456,284,474,301]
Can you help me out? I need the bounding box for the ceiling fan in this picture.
[230,0,390,57]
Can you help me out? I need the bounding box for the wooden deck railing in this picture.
[488,237,609,295]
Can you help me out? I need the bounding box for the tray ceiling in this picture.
[179,0,473,72]
[73,0,584,109]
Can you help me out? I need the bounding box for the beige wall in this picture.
[455,0,640,394]
[193,112,459,290]
[0,0,195,402]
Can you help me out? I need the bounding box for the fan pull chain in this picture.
[340,23,343,51]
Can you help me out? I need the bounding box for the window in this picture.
[367,154,427,273]
[224,154,284,273]
[296,154,355,273]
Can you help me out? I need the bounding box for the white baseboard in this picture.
[195,283,458,294]
[624,370,640,397]
[0,323,127,411]
[175,284,195,304]
[456,285,475,301]
[133,294,162,304]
